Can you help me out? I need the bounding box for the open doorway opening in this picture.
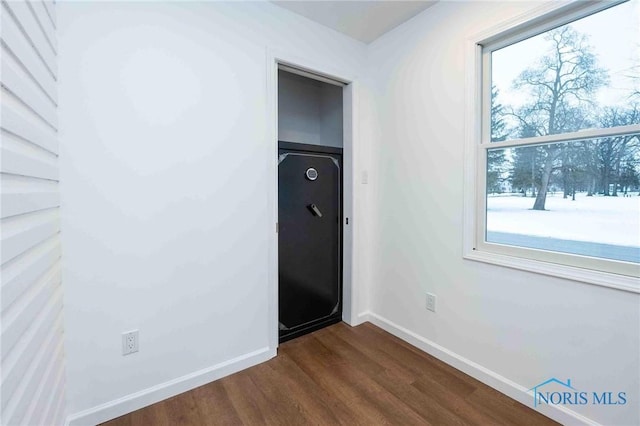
[276,65,351,343]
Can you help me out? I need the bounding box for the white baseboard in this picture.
[65,315,601,426]
[347,310,370,326]
[65,346,276,426]
[366,312,600,426]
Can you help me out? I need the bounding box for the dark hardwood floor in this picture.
[103,322,557,425]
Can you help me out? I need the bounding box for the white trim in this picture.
[266,48,360,338]
[463,40,481,266]
[469,1,573,46]
[356,311,371,325]
[481,47,492,145]
[342,82,357,325]
[366,313,601,426]
[266,48,280,354]
[464,250,639,294]
[475,236,640,279]
[277,64,346,87]
[65,347,275,426]
[463,0,640,292]
[484,125,640,149]
[480,0,628,52]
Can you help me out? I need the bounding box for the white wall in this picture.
[278,71,343,147]
[1,1,67,424]
[365,2,640,425]
[319,82,344,148]
[55,1,638,425]
[57,1,366,423]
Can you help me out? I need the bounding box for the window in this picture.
[466,0,640,290]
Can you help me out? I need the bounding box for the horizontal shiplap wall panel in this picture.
[2,309,61,412]
[2,310,63,426]
[47,367,67,426]
[1,264,61,358]
[1,208,60,264]
[2,56,58,128]
[2,99,59,154]
[1,191,60,218]
[1,173,60,219]
[1,128,58,167]
[27,0,57,54]
[1,311,64,425]
[1,234,61,310]
[1,145,59,180]
[22,339,64,426]
[0,289,62,409]
[1,0,66,424]
[2,0,57,77]
[42,0,56,29]
[1,9,57,103]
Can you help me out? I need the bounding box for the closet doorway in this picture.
[277,67,346,342]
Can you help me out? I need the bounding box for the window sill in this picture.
[463,249,640,294]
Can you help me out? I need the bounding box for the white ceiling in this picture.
[272,1,437,44]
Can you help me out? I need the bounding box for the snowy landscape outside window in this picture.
[478,0,640,278]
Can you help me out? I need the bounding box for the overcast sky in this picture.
[492,1,639,113]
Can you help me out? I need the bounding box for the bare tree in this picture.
[488,87,508,193]
[627,43,640,100]
[597,106,640,195]
[507,26,607,210]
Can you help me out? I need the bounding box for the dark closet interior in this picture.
[277,68,344,342]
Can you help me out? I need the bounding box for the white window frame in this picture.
[463,0,640,293]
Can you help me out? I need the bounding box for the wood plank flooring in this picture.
[102,322,557,426]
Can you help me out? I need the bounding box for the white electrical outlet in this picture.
[122,330,139,355]
[426,293,437,312]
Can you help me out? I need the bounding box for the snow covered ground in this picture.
[486,192,640,248]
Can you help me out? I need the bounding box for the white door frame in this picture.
[266,48,361,352]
